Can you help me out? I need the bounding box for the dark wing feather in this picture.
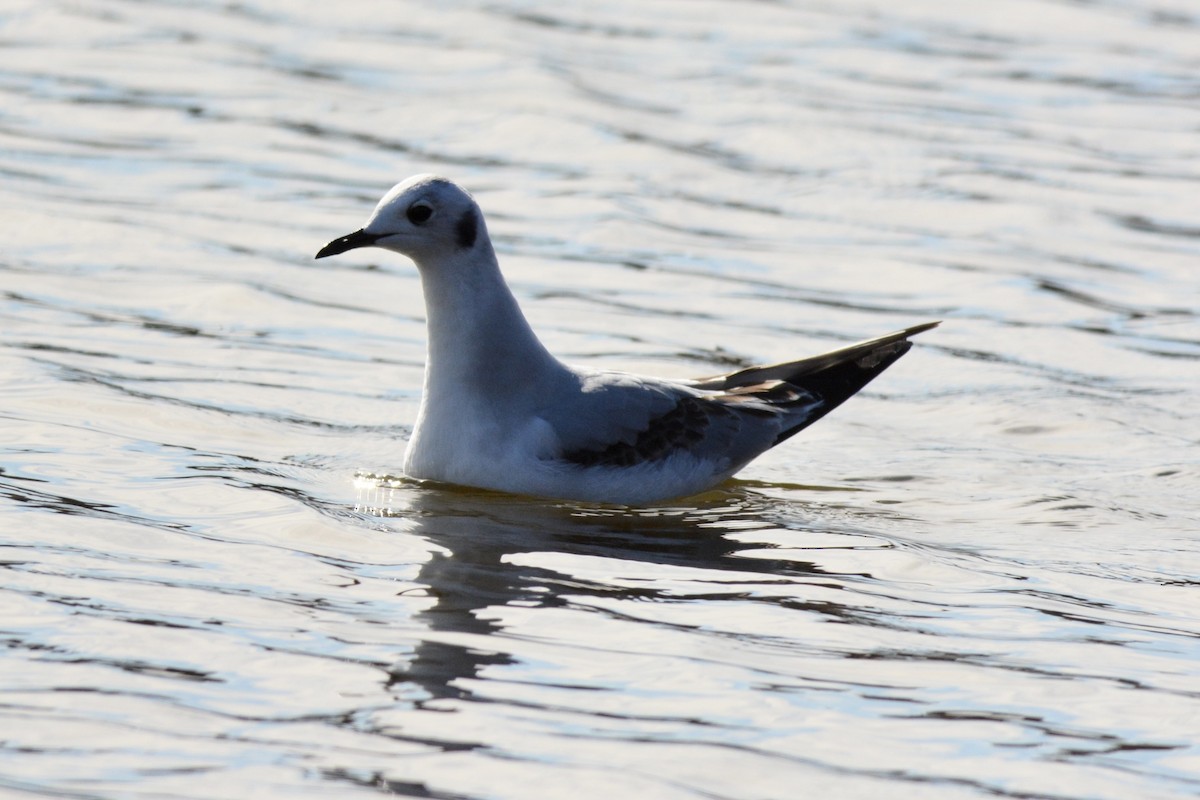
[690,321,939,445]
[689,322,939,391]
[559,322,938,469]
[561,394,731,468]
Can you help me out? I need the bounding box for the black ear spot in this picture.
[455,207,478,249]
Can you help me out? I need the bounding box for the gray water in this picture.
[2,1,1199,798]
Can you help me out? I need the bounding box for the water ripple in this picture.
[2,1,1199,798]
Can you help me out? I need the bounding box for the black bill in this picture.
[315,228,382,259]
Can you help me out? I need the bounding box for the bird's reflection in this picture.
[354,474,825,706]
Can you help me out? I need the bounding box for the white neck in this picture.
[413,243,563,407]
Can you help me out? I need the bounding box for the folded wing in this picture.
[551,322,938,470]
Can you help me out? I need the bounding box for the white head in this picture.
[315,174,484,265]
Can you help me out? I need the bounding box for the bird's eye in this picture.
[406,203,433,224]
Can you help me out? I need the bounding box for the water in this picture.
[2,1,1198,798]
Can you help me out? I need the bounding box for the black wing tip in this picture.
[903,320,941,336]
[864,320,941,349]
[769,322,938,445]
[694,320,940,391]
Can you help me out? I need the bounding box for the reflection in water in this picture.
[343,473,1196,800]
[355,474,830,709]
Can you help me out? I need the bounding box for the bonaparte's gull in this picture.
[317,174,936,505]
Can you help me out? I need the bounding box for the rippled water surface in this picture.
[3,1,1199,798]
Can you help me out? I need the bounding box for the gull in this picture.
[316,175,937,505]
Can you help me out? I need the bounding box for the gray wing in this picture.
[542,322,938,470]
[542,370,792,470]
[542,319,936,470]
[560,392,746,468]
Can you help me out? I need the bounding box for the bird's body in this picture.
[317,175,936,505]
